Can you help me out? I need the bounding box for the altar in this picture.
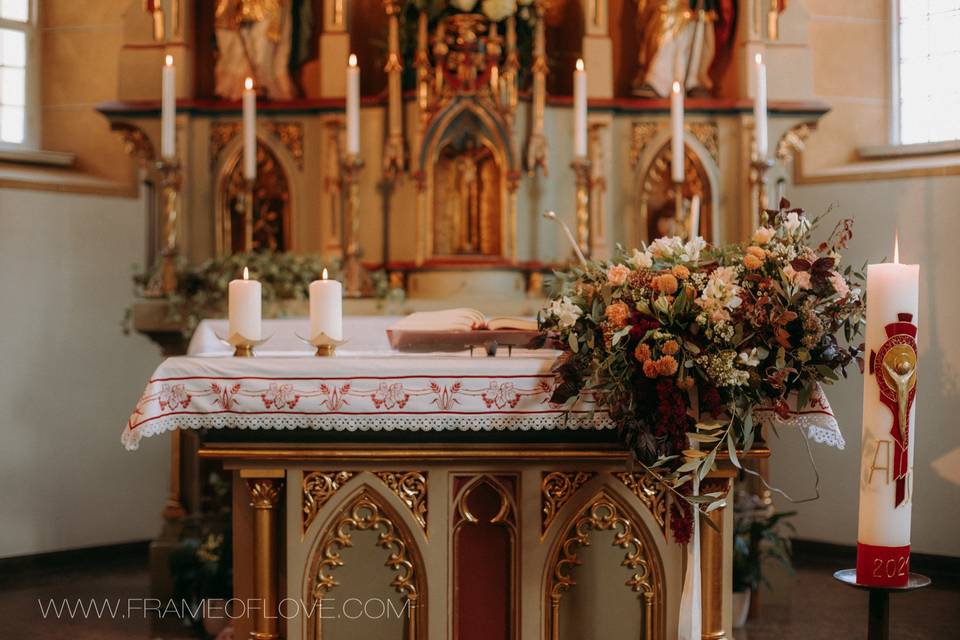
[126,317,754,640]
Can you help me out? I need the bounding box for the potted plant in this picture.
[170,473,233,638]
[732,489,795,627]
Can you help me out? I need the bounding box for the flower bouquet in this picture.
[540,201,864,540]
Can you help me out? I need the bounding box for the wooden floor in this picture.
[0,545,956,639]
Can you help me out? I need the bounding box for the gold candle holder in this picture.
[216,332,270,357]
[341,154,367,297]
[299,333,348,357]
[749,123,775,215]
[570,157,591,260]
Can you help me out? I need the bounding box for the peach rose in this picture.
[607,264,631,286]
[747,246,766,259]
[672,265,690,280]
[743,254,763,270]
[605,301,630,328]
[662,339,680,355]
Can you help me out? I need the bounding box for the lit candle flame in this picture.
[673,80,682,95]
[244,77,253,91]
[894,232,900,265]
[243,266,249,280]
[348,53,357,67]
[322,268,328,280]
[755,53,763,65]
[165,54,173,66]
[575,58,584,72]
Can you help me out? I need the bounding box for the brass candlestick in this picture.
[341,154,366,297]
[299,333,348,357]
[216,332,270,357]
[570,157,591,260]
[156,159,182,295]
[749,123,775,215]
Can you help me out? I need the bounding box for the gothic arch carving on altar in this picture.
[543,486,667,640]
[303,483,427,640]
[416,99,519,264]
[214,134,297,254]
[630,125,721,247]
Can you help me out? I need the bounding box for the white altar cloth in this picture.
[124,317,845,451]
[123,317,611,450]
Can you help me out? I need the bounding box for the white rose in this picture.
[629,249,653,269]
[481,0,516,21]
[752,226,776,244]
[549,296,582,329]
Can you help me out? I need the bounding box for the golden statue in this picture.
[434,135,502,257]
[632,0,728,98]
[215,0,294,100]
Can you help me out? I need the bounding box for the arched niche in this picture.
[417,99,519,263]
[215,137,293,254]
[544,489,667,640]
[451,475,519,640]
[631,129,720,247]
[303,486,427,640]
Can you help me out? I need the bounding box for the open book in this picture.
[389,308,538,332]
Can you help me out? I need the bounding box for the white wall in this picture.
[0,186,167,558]
[769,176,960,557]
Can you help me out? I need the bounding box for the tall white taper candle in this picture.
[242,77,256,180]
[670,80,684,183]
[753,54,768,158]
[573,58,587,158]
[309,268,343,341]
[161,55,176,160]
[856,235,919,587]
[346,54,360,156]
[228,266,262,340]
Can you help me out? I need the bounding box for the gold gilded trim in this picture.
[375,471,428,532]
[776,121,816,165]
[541,471,593,536]
[546,492,664,640]
[630,121,719,168]
[613,472,670,539]
[302,471,355,534]
[307,490,424,640]
[210,121,304,170]
[247,478,283,509]
[110,122,155,165]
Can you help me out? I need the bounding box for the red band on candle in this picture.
[856,542,910,587]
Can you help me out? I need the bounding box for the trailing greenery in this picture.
[732,490,796,593]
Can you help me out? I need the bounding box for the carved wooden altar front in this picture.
[200,440,759,640]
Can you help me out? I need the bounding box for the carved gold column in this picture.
[502,16,519,111]
[156,159,182,294]
[244,471,284,640]
[587,121,607,257]
[341,155,366,296]
[383,0,405,178]
[570,158,591,259]
[525,0,547,175]
[749,122,774,224]
[700,475,733,640]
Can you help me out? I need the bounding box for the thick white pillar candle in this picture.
[228,267,262,340]
[670,80,684,183]
[346,54,360,156]
[573,58,587,158]
[161,55,176,160]
[242,77,257,180]
[753,53,768,158]
[856,236,919,587]
[309,268,343,341]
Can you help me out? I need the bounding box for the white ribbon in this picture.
[677,442,702,640]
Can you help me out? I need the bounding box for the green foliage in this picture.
[732,491,796,593]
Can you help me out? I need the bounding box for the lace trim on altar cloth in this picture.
[122,412,616,451]
[752,383,845,450]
